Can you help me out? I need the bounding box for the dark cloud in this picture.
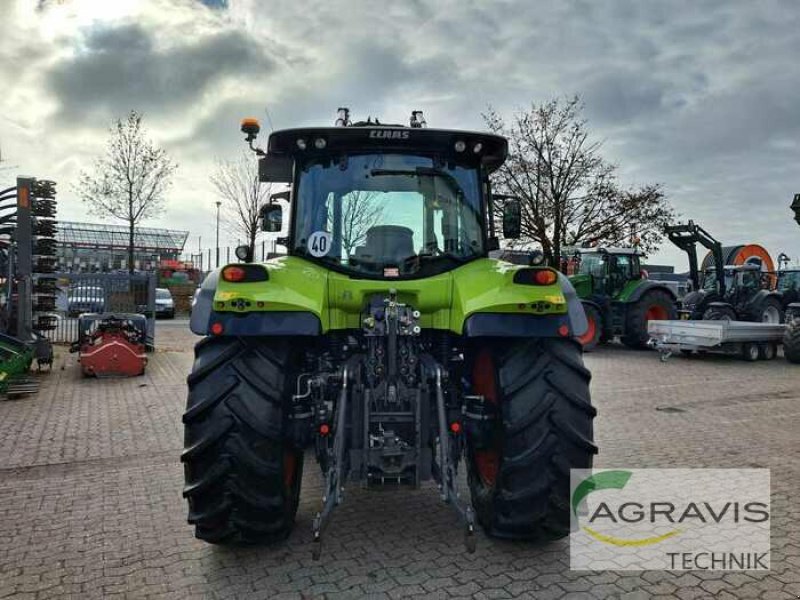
[582,71,669,124]
[47,21,276,122]
[3,0,800,263]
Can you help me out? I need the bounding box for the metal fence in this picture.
[39,273,156,345]
[182,239,283,272]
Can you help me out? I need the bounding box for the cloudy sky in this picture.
[1,0,799,268]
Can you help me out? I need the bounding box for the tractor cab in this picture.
[574,248,643,299]
[716,265,770,299]
[777,268,800,307]
[244,112,512,280]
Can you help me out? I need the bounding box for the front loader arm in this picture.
[665,221,725,294]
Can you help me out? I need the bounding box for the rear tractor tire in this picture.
[182,336,304,544]
[576,303,602,352]
[466,338,597,541]
[785,317,800,364]
[622,290,677,349]
[755,297,783,324]
[703,306,737,321]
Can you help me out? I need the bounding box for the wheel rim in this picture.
[645,304,669,322]
[577,314,597,347]
[749,345,759,360]
[762,306,780,323]
[472,350,500,488]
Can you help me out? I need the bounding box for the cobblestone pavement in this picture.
[1,331,798,599]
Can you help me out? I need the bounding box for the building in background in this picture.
[56,221,189,273]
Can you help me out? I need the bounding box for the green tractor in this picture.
[184,110,596,554]
[567,248,677,351]
[785,196,800,363]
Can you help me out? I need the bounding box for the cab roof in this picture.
[265,126,509,173]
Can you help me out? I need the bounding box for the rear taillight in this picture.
[513,268,558,286]
[222,266,246,282]
[221,264,269,283]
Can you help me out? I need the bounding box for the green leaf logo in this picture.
[572,470,682,547]
[572,470,632,516]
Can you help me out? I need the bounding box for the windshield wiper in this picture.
[369,167,464,196]
[414,251,471,264]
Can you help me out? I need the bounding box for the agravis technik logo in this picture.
[570,469,770,570]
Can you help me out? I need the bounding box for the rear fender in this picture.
[707,301,734,311]
[189,267,323,336]
[744,290,781,311]
[462,273,588,338]
[625,281,677,304]
[189,270,219,335]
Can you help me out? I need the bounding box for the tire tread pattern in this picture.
[622,289,677,349]
[785,318,800,364]
[468,338,597,541]
[182,336,302,544]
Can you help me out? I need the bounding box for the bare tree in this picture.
[484,97,675,266]
[76,111,177,273]
[210,153,273,259]
[336,191,385,257]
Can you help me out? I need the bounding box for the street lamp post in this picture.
[215,201,221,268]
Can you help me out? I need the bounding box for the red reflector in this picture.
[222,266,246,282]
[558,324,569,337]
[210,322,224,335]
[450,422,461,434]
[534,270,558,285]
[319,423,330,436]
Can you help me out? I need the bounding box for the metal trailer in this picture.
[648,319,786,362]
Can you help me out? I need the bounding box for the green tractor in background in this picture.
[184,109,596,555]
[785,195,800,363]
[567,248,677,351]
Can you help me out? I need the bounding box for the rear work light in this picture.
[221,264,269,283]
[513,268,559,286]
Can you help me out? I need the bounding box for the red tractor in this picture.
[70,314,147,377]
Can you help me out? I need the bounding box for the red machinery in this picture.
[70,313,147,377]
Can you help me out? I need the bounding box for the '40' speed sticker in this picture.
[307,231,332,257]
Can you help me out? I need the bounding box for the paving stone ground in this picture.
[1,323,798,599]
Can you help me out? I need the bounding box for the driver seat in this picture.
[363,225,415,264]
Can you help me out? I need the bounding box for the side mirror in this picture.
[260,204,283,233]
[502,199,522,239]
